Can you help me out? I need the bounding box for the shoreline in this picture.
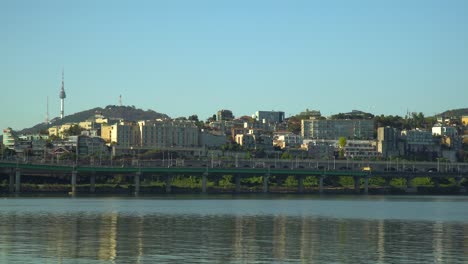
[1,184,466,196]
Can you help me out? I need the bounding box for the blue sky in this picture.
[2,0,468,131]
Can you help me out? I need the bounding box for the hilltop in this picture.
[19,105,170,134]
[437,108,468,118]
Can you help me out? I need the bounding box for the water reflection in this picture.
[0,201,467,263]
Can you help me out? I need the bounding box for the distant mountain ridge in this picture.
[19,105,170,134]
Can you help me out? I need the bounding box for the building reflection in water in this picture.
[0,212,468,263]
[98,213,118,262]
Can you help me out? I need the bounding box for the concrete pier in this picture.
[433,178,440,188]
[263,173,269,193]
[71,170,77,195]
[319,175,324,193]
[15,169,21,193]
[384,177,392,190]
[202,172,207,193]
[364,176,369,194]
[134,172,141,195]
[90,172,96,193]
[455,176,462,187]
[235,174,241,193]
[354,176,360,193]
[9,169,14,193]
[165,175,172,193]
[297,175,304,193]
[406,176,416,193]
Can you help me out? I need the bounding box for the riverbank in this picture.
[0,184,466,195]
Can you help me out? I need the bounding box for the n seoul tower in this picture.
[59,69,66,119]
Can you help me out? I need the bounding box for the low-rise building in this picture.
[302,140,335,159]
[344,140,379,159]
[48,123,78,138]
[462,116,468,126]
[235,134,255,149]
[273,131,302,149]
[2,128,17,149]
[200,130,227,148]
[432,124,458,137]
[401,129,438,153]
[255,134,273,151]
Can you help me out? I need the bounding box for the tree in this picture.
[281,152,293,159]
[338,137,347,148]
[206,114,217,123]
[188,115,199,122]
[64,125,84,137]
[338,137,347,159]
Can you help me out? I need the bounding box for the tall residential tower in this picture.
[59,70,66,119]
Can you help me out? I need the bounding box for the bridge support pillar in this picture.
[319,175,324,193]
[71,170,77,195]
[354,176,360,194]
[134,172,141,195]
[235,174,241,193]
[433,178,440,188]
[263,174,269,193]
[455,176,462,187]
[9,169,15,193]
[202,172,207,193]
[90,172,96,193]
[297,175,304,193]
[364,176,369,194]
[165,175,172,193]
[384,177,392,189]
[406,177,416,193]
[15,169,21,193]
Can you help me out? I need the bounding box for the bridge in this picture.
[0,159,467,195]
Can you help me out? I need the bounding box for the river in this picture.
[0,195,467,263]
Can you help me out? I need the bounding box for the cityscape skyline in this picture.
[2,0,468,131]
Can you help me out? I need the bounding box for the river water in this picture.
[0,195,467,263]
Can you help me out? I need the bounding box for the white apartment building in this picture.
[111,121,141,147]
[139,120,199,148]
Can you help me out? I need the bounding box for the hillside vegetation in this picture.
[19,105,170,134]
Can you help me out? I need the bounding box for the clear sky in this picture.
[2,0,468,132]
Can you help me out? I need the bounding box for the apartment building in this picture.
[301,119,374,140]
[139,120,199,148]
[255,110,285,124]
[377,127,401,158]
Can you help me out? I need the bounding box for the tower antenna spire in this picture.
[59,68,66,119]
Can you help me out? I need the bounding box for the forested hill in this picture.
[19,105,170,134]
[438,108,468,117]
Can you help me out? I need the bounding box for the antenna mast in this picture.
[45,96,49,124]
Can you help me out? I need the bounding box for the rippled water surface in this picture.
[1,195,467,263]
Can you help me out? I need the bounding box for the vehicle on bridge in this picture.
[361,166,372,172]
